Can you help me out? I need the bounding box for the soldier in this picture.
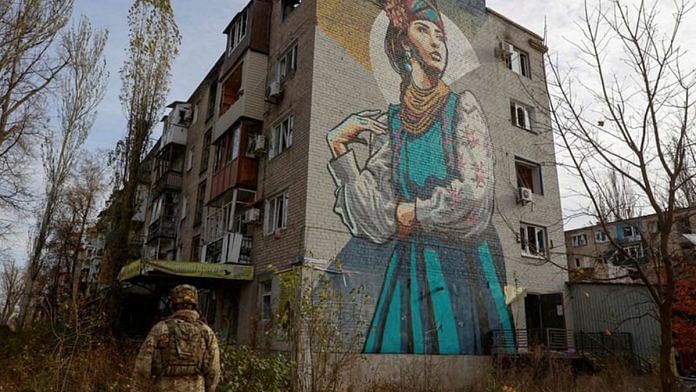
[134,284,221,392]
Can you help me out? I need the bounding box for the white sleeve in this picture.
[415,91,495,238]
[328,133,396,244]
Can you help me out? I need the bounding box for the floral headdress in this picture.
[383,0,444,31]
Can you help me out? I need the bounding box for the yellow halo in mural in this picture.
[369,11,480,105]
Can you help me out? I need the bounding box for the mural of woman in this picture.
[326,0,513,355]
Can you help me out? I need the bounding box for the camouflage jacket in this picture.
[134,309,220,392]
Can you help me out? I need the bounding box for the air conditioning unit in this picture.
[253,134,267,155]
[266,80,282,101]
[499,42,515,59]
[243,208,261,223]
[518,187,533,205]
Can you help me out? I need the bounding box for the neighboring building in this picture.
[118,0,572,387]
[565,207,696,283]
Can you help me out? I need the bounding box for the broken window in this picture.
[264,191,288,235]
[515,158,543,194]
[520,223,547,257]
[511,101,533,130]
[269,114,293,158]
[276,43,298,83]
[219,64,243,115]
[504,42,530,78]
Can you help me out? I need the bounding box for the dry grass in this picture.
[0,325,138,392]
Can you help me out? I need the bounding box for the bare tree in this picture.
[98,0,180,292]
[547,0,696,390]
[63,155,106,325]
[0,255,24,325]
[18,18,108,327]
[0,0,74,221]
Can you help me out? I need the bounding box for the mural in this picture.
[324,0,513,355]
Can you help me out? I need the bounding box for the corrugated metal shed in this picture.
[569,282,660,361]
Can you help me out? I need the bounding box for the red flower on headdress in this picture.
[383,0,444,31]
[384,0,411,30]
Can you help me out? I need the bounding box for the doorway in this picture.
[525,293,566,348]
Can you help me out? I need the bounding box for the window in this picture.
[520,223,547,257]
[192,103,199,124]
[571,234,588,247]
[200,130,212,172]
[264,191,289,235]
[245,133,257,158]
[511,101,533,130]
[207,83,217,120]
[260,280,272,320]
[269,114,294,158]
[186,147,194,172]
[575,258,581,269]
[191,236,201,261]
[231,126,241,161]
[282,0,302,20]
[622,225,638,238]
[227,9,247,55]
[194,181,206,226]
[504,42,530,78]
[595,230,609,243]
[515,158,543,194]
[180,196,187,221]
[648,221,658,234]
[623,244,644,259]
[213,141,223,172]
[219,65,243,115]
[677,218,692,234]
[276,44,298,83]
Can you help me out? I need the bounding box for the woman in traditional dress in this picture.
[326,0,513,355]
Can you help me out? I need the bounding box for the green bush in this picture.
[218,345,290,392]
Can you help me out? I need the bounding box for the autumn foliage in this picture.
[674,263,696,373]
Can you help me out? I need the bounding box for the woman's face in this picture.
[406,19,447,75]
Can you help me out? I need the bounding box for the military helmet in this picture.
[170,284,198,307]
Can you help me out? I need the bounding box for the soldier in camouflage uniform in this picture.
[134,284,221,392]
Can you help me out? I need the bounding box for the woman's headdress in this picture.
[383,0,444,31]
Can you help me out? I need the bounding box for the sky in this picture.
[4,0,695,263]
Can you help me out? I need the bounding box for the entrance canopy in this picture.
[118,260,254,283]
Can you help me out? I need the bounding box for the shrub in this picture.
[218,345,290,392]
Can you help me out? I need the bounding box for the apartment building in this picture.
[119,0,570,386]
[565,208,696,282]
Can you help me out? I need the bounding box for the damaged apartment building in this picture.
[116,0,580,386]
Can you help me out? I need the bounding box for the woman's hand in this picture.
[396,202,416,238]
[327,110,386,158]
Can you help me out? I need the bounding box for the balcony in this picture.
[212,51,267,142]
[160,102,191,149]
[147,215,177,244]
[210,158,258,202]
[151,171,183,199]
[203,233,252,264]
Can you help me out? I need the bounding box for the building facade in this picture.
[565,208,696,282]
[121,0,570,386]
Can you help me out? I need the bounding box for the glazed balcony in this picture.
[212,51,267,143]
[146,215,177,244]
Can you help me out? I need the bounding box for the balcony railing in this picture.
[203,233,252,264]
[147,215,177,244]
[152,171,183,199]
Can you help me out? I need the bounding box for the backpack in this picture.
[157,318,208,377]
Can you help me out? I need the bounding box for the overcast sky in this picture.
[4,0,694,262]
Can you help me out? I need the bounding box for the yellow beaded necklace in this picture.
[400,80,450,134]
